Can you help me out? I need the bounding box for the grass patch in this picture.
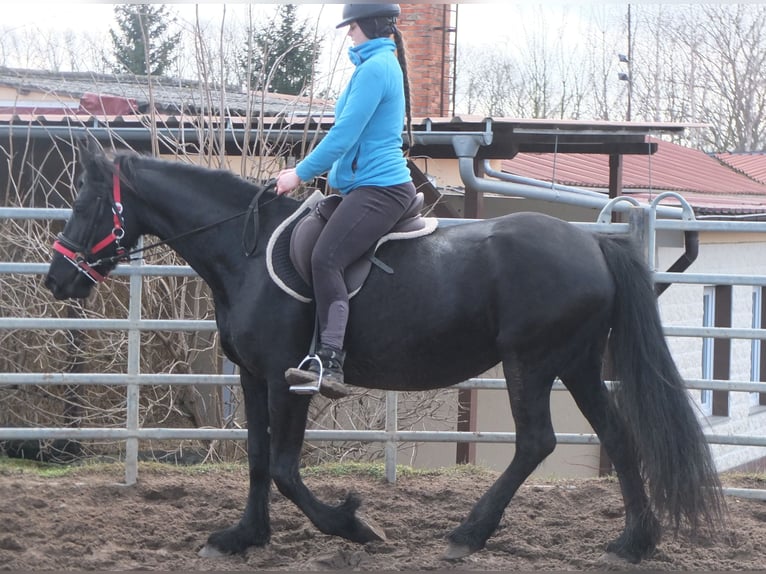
[4,455,760,489]
[300,461,496,481]
[0,456,247,479]
[0,456,120,478]
[719,471,766,488]
[0,455,496,482]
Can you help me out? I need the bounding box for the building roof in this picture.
[0,66,326,117]
[0,66,696,156]
[714,152,766,185]
[502,137,766,216]
[5,66,764,217]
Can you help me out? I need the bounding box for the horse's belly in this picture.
[344,329,500,391]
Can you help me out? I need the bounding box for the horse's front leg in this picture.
[269,389,386,544]
[200,369,271,556]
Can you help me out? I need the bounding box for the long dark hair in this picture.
[392,25,413,150]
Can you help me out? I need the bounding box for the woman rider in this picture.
[277,3,415,398]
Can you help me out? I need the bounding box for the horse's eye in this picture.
[72,201,89,215]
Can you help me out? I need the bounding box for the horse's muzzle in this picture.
[44,268,93,300]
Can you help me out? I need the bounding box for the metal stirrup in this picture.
[288,354,324,394]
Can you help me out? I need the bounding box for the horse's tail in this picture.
[597,233,725,534]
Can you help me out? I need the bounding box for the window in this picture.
[700,286,714,415]
[752,288,764,408]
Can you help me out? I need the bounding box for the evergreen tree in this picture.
[242,4,321,95]
[110,4,180,76]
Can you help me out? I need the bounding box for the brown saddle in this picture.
[289,191,427,296]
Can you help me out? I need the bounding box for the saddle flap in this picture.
[274,191,437,302]
[290,197,373,291]
[290,196,369,288]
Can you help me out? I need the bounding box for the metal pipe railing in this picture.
[1,179,765,499]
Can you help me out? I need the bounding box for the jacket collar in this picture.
[348,37,395,66]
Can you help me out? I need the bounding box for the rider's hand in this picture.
[276,169,302,195]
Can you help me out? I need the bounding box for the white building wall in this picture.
[656,234,766,472]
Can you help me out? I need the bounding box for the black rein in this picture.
[96,179,275,266]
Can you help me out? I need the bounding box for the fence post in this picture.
[384,391,398,483]
[124,238,143,485]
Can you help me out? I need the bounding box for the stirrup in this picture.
[287,354,323,395]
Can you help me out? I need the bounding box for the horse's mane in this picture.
[112,151,290,209]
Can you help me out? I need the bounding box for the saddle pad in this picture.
[266,190,438,303]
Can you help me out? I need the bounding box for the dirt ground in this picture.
[0,463,764,571]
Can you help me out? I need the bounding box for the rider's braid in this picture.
[392,25,413,151]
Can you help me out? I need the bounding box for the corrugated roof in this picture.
[502,137,766,215]
[0,66,329,117]
[0,112,332,129]
[714,152,766,185]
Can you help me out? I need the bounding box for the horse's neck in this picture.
[130,165,278,294]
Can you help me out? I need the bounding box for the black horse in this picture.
[44,141,724,563]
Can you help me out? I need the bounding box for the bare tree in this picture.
[1,4,451,467]
[684,5,766,151]
[0,25,111,72]
[455,5,623,121]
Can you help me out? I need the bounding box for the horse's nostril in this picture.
[43,275,60,297]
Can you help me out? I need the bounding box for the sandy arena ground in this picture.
[1,463,764,571]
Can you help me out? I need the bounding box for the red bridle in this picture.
[52,163,127,284]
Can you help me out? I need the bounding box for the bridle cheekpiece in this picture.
[52,162,128,284]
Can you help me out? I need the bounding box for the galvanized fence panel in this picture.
[0,204,764,500]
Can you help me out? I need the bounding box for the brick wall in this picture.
[397,4,455,118]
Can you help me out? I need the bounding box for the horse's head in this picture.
[45,139,139,300]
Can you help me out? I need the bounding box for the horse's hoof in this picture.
[357,513,387,542]
[598,551,638,565]
[443,542,473,560]
[198,543,228,558]
[604,539,647,564]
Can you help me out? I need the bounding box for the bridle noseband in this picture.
[52,163,128,284]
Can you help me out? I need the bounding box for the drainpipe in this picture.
[453,134,669,216]
[654,231,698,296]
[482,161,607,200]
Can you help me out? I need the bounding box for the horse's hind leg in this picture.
[560,350,660,563]
[446,355,556,559]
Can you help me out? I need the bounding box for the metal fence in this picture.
[0,198,765,499]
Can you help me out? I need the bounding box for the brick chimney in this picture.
[397,4,456,118]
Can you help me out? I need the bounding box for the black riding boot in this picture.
[285,344,350,399]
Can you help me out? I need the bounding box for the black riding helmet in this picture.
[336,3,401,31]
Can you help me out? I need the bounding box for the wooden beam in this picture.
[456,157,483,465]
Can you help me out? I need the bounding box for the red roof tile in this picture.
[714,152,766,185]
[502,137,766,216]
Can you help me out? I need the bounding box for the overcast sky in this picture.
[2,2,592,48]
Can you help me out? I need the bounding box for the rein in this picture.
[53,161,275,283]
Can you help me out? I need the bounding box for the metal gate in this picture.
[0,198,764,499]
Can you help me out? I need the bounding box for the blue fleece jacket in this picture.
[295,38,411,194]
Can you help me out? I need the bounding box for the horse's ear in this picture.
[75,134,104,168]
